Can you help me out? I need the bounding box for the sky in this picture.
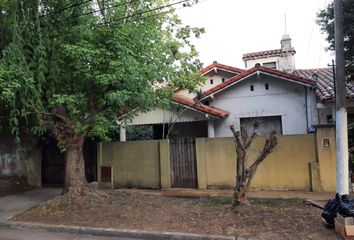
[177,0,333,69]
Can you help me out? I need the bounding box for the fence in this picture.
[97,125,336,191]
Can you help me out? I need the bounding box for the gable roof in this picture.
[200,61,244,75]
[293,68,354,101]
[242,48,296,60]
[173,95,229,119]
[202,66,316,99]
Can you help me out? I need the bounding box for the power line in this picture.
[100,0,190,26]
[48,0,190,38]
[58,0,141,22]
[40,0,94,18]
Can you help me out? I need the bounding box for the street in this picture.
[0,226,141,240]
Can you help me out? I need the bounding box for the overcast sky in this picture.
[177,0,333,69]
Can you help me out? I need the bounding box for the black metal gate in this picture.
[42,137,97,186]
[170,138,197,188]
[42,138,65,185]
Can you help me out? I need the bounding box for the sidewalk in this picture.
[0,188,61,222]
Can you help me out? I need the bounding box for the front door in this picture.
[170,138,197,188]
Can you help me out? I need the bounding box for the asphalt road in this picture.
[0,226,141,240]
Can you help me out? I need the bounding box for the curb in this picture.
[0,221,236,240]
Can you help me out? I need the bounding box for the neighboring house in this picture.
[121,34,354,140]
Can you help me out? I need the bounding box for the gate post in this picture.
[196,138,207,190]
[159,140,171,189]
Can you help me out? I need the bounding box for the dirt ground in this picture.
[14,190,339,240]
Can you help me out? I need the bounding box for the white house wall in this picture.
[317,102,334,123]
[201,71,236,92]
[245,56,280,70]
[209,74,311,137]
[176,71,236,98]
[128,107,208,125]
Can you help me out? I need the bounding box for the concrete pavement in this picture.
[0,188,61,222]
[1,222,235,240]
[0,225,138,240]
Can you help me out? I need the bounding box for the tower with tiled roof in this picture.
[242,35,296,73]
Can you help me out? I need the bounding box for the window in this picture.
[250,85,254,91]
[265,83,269,90]
[210,79,213,84]
[222,78,225,82]
[240,116,282,136]
[262,62,277,69]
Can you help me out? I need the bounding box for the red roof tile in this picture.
[202,66,316,98]
[242,48,296,60]
[200,61,244,75]
[293,68,354,101]
[173,95,229,119]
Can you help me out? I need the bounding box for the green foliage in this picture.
[0,0,204,146]
[317,1,354,81]
[106,125,152,142]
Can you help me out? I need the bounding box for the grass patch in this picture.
[205,197,232,206]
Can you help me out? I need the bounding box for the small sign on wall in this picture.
[322,138,330,147]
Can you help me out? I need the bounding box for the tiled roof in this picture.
[202,66,316,99]
[293,68,354,101]
[173,95,229,119]
[242,48,296,60]
[200,61,244,75]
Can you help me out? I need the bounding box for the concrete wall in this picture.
[98,140,170,189]
[0,132,41,186]
[99,127,336,192]
[210,74,316,136]
[196,134,316,191]
[315,126,336,191]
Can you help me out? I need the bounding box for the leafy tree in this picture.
[317,0,354,81]
[0,0,204,194]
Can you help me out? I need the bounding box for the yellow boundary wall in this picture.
[98,127,336,191]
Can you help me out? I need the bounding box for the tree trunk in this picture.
[230,124,277,207]
[233,184,250,206]
[63,138,88,195]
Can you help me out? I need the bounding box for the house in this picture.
[122,34,354,140]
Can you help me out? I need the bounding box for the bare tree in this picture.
[230,122,277,206]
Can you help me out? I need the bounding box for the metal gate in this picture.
[42,138,65,186]
[170,138,197,188]
[42,137,97,186]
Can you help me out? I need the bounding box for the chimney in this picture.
[280,34,292,50]
[278,34,296,73]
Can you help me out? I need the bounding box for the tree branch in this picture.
[244,121,259,149]
[247,130,277,178]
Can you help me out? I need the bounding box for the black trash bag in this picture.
[321,197,339,225]
[338,194,354,217]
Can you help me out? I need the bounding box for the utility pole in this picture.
[335,0,349,194]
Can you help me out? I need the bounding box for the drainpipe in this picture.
[305,86,309,132]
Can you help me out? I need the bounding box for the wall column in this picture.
[196,138,207,190]
[120,124,126,142]
[159,140,171,189]
[207,119,215,138]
